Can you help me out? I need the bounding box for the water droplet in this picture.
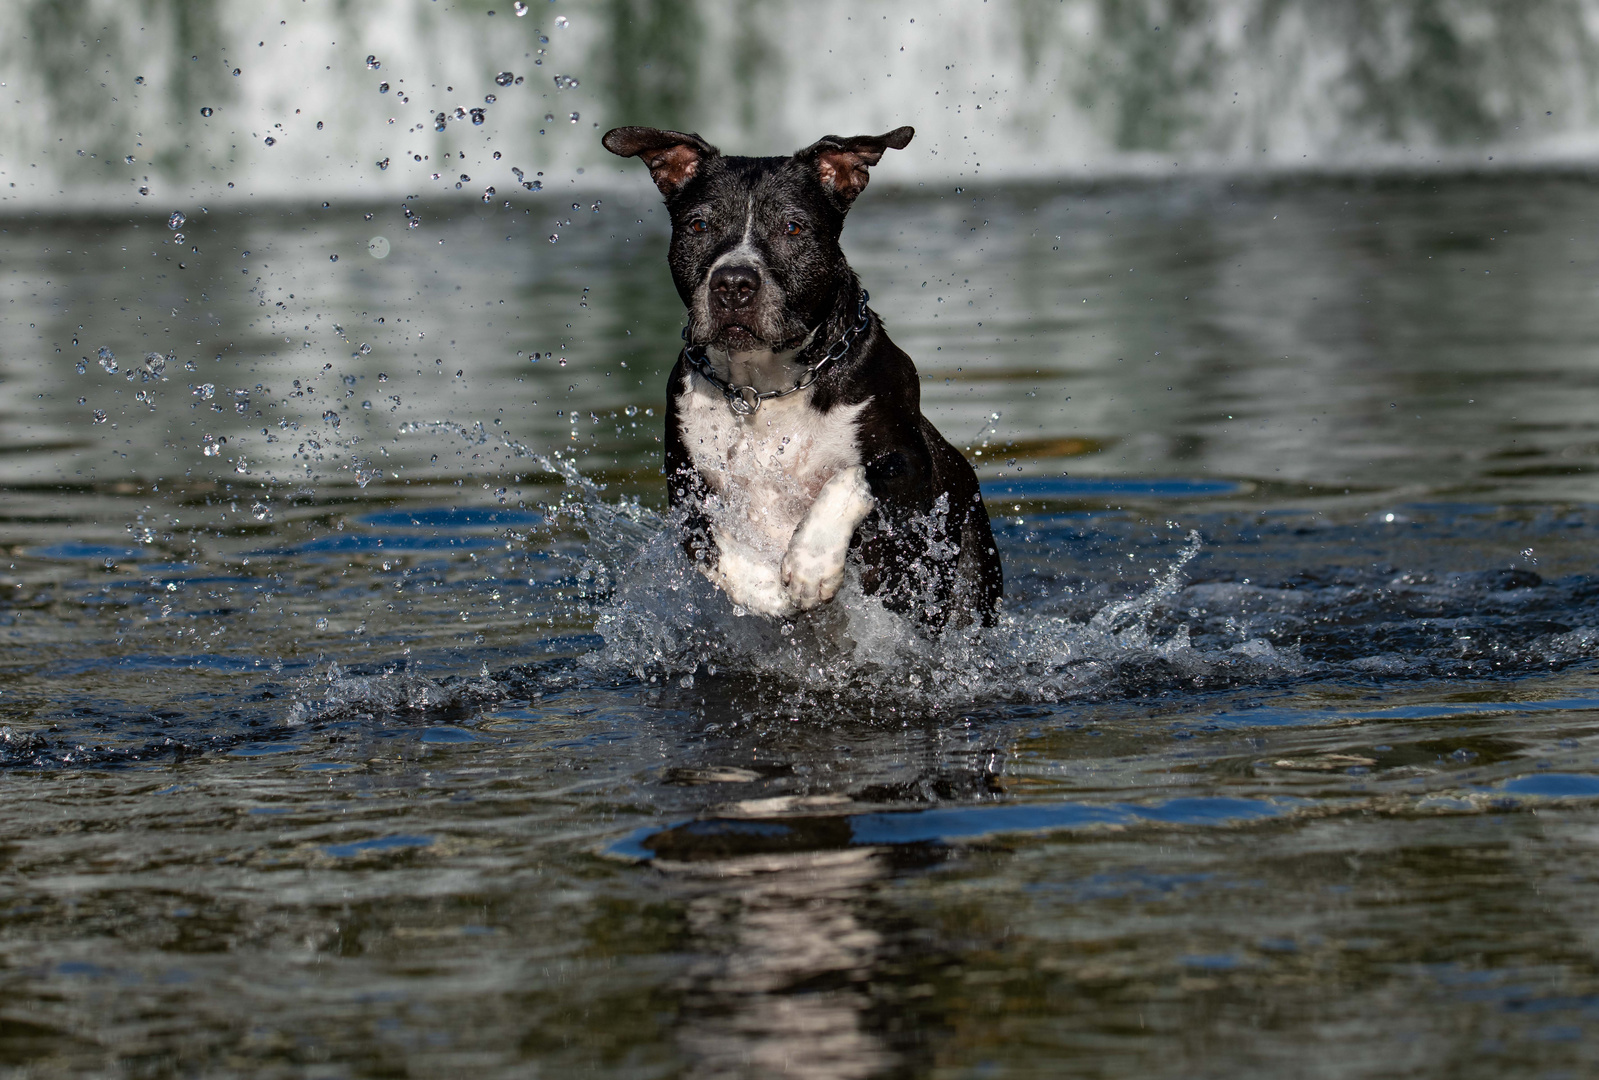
[202,435,219,456]
[139,186,149,195]
[553,74,579,89]
[470,108,486,125]
[141,351,167,379]
[172,232,185,244]
[263,136,276,146]
[75,359,87,374]
[365,55,380,70]
[323,410,341,430]
[77,396,87,405]
[316,120,324,130]
[495,71,515,87]
[555,15,569,28]
[523,180,541,192]
[97,347,117,374]
[624,404,638,417]
[514,1,528,14]
[548,234,559,244]
[92,410,108,424]
[251,502,270,520]
[231,68,241,77]
[358,343,373,355]
[484,93,497,104]
[124,155,135,165]
[194,383,215,399]
[200,106,213,117]
[378,81,389,93]
[481,187,497,203]
[568,112,579,123]
[134,75,145,85]
[376,157,390,171]
[315,617,329,630]
[329,254,338,262]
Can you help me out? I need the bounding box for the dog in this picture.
[601,124,1002,627]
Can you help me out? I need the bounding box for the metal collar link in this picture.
[682,290,871,416]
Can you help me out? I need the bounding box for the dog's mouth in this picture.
[701,313,815,354]
[712,320,765,350]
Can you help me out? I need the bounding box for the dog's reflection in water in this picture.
[656,837,897,1078]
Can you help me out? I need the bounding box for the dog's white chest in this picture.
[676,370,868,553]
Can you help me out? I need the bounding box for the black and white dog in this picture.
[602,124,1002,627]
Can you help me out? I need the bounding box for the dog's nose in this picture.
[709,264,761,310]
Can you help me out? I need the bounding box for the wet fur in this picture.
[604,125,1002,626]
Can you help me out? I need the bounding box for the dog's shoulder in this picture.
[813,324,929,462]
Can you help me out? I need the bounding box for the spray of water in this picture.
[583,509,1294,711]
[278,423,1315,722]
[284,437,1599,724]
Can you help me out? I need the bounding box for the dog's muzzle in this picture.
[709,263,760,312]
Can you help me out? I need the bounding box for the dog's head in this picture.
[602,125,913,352]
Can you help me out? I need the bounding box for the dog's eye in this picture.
[783,221,803,236]
[688,217,709,234]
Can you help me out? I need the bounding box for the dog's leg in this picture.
[703,529,796,617]
[782,464,876,610]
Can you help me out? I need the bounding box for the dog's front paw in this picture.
[780,543,847,611]
[705,534,795,617]
[781,465,875,611]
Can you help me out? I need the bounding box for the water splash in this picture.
[585,510,1234,709]
[372,428,1247,709]
[286,661,503,724]
[289,431,1599,725]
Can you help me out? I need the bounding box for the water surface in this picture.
[4,175,1599,1076]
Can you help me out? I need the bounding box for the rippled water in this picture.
[5,175,1599,1076]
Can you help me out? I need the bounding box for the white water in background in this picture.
[5,0,1599,211]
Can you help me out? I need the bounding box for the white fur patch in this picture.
[781,464,875,610]
[676,369,871,615]
[701,530,794,617]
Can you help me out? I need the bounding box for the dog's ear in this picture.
[798,126,914,207]
[601,127,719,197]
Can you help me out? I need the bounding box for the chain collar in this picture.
[681,290,871,416]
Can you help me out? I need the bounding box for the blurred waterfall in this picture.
[3,0,1599,209]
